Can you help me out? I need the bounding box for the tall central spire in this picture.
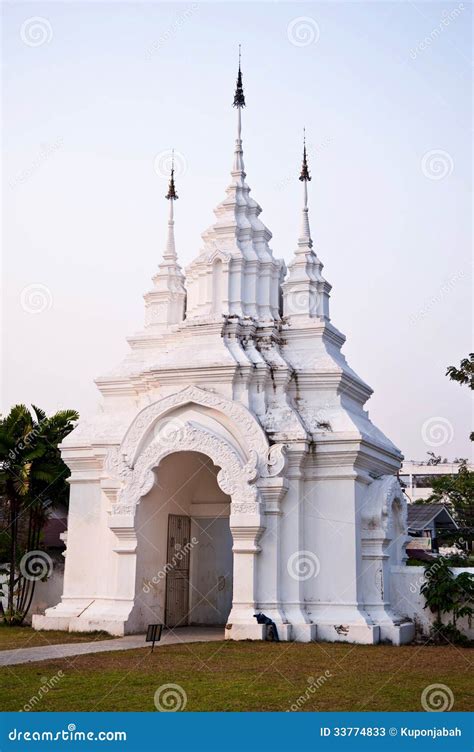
[232,45,245,175]
[233,44,246,109]
[164,150,178,260]
[299,129,312,245]
[185,49,283,323]
[165,151,178,200]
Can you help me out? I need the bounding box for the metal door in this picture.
[165,515,191,627]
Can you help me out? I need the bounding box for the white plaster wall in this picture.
[304,477,361,620]
[390,566,474,639]
[62,481,108,599]
[279,476,306,619]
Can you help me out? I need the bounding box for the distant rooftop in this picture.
[407,503,458,531]
[401,461,473,476]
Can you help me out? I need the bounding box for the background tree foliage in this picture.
[0,405,78,624]
[446,352,473,441]
[421,460,474,530]
[415,354,473,550]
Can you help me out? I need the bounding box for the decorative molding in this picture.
[361,474,407,536]
[231,502,261,515]
[106,420,261,520]
[262,443,287,477]
[257,475,289,514]
[120,385,269,468]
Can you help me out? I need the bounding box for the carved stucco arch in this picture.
[105,386,288,522]
[109,421,260,515]
[120,385,269,470]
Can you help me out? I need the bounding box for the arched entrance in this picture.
[103,386,285,637]
[33,387,293,639]
[135,451,233,628]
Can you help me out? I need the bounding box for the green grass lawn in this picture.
[1,640,472,712]
[0,625,112,651]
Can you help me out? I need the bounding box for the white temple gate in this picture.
[33,58,415,645]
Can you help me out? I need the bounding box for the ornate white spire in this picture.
[299,128,312,245]
[232,44,245,176]
[144,153,186,329]
[185,50,284,323]
[160,156,178,260]
[282,131,331,321]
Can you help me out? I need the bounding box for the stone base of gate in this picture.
[33,614,72,632]
[379,621,415,645]
[314,620,414,645]
[225,623,266,640]
[316,622,380,644]
[291,624,317,642]
[33,598,137,637]
[225,622,314,642]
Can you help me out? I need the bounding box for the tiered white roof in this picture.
[143,58,335,333]
[185,61,284,324]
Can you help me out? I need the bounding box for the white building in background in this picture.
[400,461,472,503]
[34,61,416,645]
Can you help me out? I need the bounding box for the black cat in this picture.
[253,612,280,642]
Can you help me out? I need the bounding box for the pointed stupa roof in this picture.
[165,151,178,200]
[143,156,186,328]
[282,131,331,321]
[185,49,284,323]
[298,129,313,248]
[233,45,246,108]
[299,129,311,183]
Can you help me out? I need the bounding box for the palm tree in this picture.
[0,405,78,623]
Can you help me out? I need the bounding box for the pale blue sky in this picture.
[2,1,472,460]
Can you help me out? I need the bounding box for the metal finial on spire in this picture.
[299,129,311,182]
[233,44,246,108]
[165,150,178,200]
